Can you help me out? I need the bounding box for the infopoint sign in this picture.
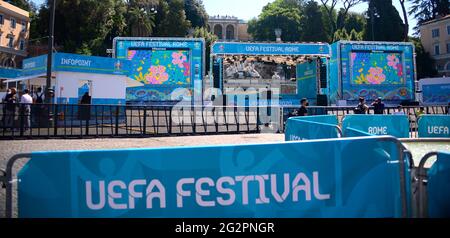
[211,42,330,56]
[333,41,416,102]
[54,53,130,76]
[20,53,130,76]
[113,37,205,102]
[18,137,410,218]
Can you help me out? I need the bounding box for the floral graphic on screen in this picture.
[351,51,405,85]
[127,48,192,101]
[366,67,386,84]
[145,66,169,84]
[172,51,188,68]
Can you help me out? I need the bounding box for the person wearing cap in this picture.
[354,97,369,114]
[371,97,385,115]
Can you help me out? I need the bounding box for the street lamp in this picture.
[366,6,380,41]
[275,28,282,43]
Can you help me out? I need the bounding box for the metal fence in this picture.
[281,105,449,138]
[0,103,448,139]
[0,103,261,139]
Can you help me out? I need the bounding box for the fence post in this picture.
[143,107,147,137]
[235,106,239,133]
[19,104,24,137]
[192,106,196,134]
[54,104,58,136]
[115,105,120,136]
[256,106,260,133]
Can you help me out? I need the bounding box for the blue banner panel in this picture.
[427,151,450,218]
[212,42,330,56]
[342,115,410,138]
[418,115,450,138]
[422,84,450,105]
[344,127,375,138]
[22,54,49,76]
[290,115,338,125]
[18,137,408,218]
[0,68,22,78]
[54,53,130,76]
[296,61,318,100]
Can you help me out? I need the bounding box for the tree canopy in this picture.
[365,0,405,41]
[30,0,207,56]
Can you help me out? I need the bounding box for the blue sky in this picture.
[30,0,417,35]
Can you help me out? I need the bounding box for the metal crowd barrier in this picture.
[0,103,261,139]
[0,103,448,139]
[1,136,412,218]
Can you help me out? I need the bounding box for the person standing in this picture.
[291,98,309,117]
[371,97,385,115]
[354,97,369,114]
[4,88,17,129]
[79,92,92,121]
[415,107,426,118]
[2,88,11,126]
[20,89,33,130]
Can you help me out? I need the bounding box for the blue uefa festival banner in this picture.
[427,151,450,218]
[18,137,410,218]
[342,115,410,138]
[285,116,339,141]
[418,115,450,138]
[212,42,330,56]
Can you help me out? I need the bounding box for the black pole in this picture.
[45,0,56,103]
[371,8,375,41]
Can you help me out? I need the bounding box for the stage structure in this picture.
[210,42,331,106]
[113,37,205,105]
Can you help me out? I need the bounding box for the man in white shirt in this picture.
[20,89,33,130]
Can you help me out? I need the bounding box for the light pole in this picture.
[367,6,380,41]
[45,0,56,103]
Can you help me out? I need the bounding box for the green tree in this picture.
[334,28,363,41]
[184,0,208,28]
[247,0,304,42]
[410,37,438,79]
[6,0,34,11]
[409,0,450,24]
[33,0,123,56]
[192,27,217,73]
[301,1,329,42]
[154,0,191,37]
[127,6,156,37]
[409,0,449,34]
[365,0,405,41]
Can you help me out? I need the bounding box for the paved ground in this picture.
[0,133,284,217]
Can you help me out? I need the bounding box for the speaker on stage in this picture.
[317,94,328,106]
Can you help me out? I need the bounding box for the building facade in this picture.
[207,15,252,41]
[0,0,30,68]
[419,15,450,77]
